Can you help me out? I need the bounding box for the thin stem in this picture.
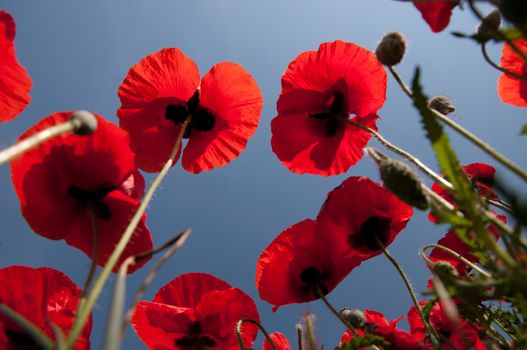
[481,44,527,82]
[0,303,54,350]
[65,118,191,348]
[389,66,527,183]
[120,228,192,337]
[82,211,99,296]
[467,0,527,63]
[297,324,303,350]
[236,318,276,350]
[316,285,357,334]
[487,198,513,214]
[420,244,491,277]
[347,120,453,190]
[0,121,74,165]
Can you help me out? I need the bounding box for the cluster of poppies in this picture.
[0,2,524,349]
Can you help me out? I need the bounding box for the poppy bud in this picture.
[428,96,455,115]
[367,148,429,210]
[477,9,502,41]
[432,261,459,282]
[375,32,407,66]
[340,308,366,328]
[69,110,98,135]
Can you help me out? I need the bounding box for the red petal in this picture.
[65,190,153,274]
[271,113,377,176]
[117,48,199,117]
[316,177,413,261]
[182,62,263,173]
[264,333,291,350]
[498,39,527,107]
[153,273,231,308]
[0,10,32,122]
[413,0,453,33]
[197,288,260,350]
[131,301,195,350]
[280,41,387,117]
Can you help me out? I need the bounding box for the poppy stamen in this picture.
[165,90,216,139]
[299,266,330,297]
[308,91,349,137]
[349,216,392,251]
[68,186,115,220]
[174,321,218,349]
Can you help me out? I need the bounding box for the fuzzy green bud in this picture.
[428,96,455,115]
[375,32,407,66]
[367,148,429,210]
[340,308,366,328]
[432,261,459,283]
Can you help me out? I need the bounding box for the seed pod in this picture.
[375,32,407,66]
[429,96,455,115]
[69,110,98,135]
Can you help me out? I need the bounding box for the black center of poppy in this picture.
[165,90,216,139]
[5,328,44,350]
[349,216,392,251]
[68,186,115,220]
[309,92,348,137]
[299,266,330,297]
[174,321,218,350]
[438,328,452,339]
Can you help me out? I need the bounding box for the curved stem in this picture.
[120,228,192,337]
[420,244,491,277]
[481,43,527,82]
[236,318,276,350]
[65,118,191,348]
[388,66,527,183]
[82,211,99,296]
[346,119,452,190]
[0,303,54,350]
[316,285,357,334]
[0,121,74,165]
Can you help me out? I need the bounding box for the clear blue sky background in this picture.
[0,1,525,349]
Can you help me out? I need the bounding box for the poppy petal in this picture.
[182,62,263,173]
[65,190,153,274]
[132,301,195,350]
[497,39,527,107]
[413,0,453,33]
[0,10,31,123]
[264,332,291,350]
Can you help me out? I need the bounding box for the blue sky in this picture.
[1,1,525,349]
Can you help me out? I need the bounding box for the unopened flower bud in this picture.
[428,96,455,115]
[375,32,407,66]
[367,148,429,210]
[69,110,98,135]
[477,9,501,41]
[340,308,366,328]
[432,261,459,282]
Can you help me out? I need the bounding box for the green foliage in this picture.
[336,335,389,350]
[451,27,525,43]
[521,123,527,135]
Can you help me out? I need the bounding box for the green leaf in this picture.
[338,335,389,350]
[498,27,526,41]
[521,124,527,135]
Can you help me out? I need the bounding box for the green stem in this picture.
[388,66,527,183]
[316,285,357,334]
[347,120,452,190]
[481,43,527,82]
[0,121,74,165]
[420,244,491,277]
[0,303,54,350]
[235,318,276,350]
[65,118,191,348]
[81,211,99,296]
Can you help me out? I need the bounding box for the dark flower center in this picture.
[165,90,216,138]
[309,91,348,137]
[68,186,115,220]
[174,321,218,350]
[5,328,44,350]
[349,216,392,252]
[299,266,330,297]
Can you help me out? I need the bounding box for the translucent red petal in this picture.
[413,0,453,33]
[497,39,527,107]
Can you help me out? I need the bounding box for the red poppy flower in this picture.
[497,39,527,107]
[264,332,291,350]
[0,10,32,122]
[256,219,362,311]
[132,272,260,350]
[412,0,455,33]
[271,40,385,176]
[0,266,92,350]
[316,177,413,262]
[429,162,498,223]
[117,48,263,174]
[408,302,486,350]
[11,112,153,273]
[340,310,431,350]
